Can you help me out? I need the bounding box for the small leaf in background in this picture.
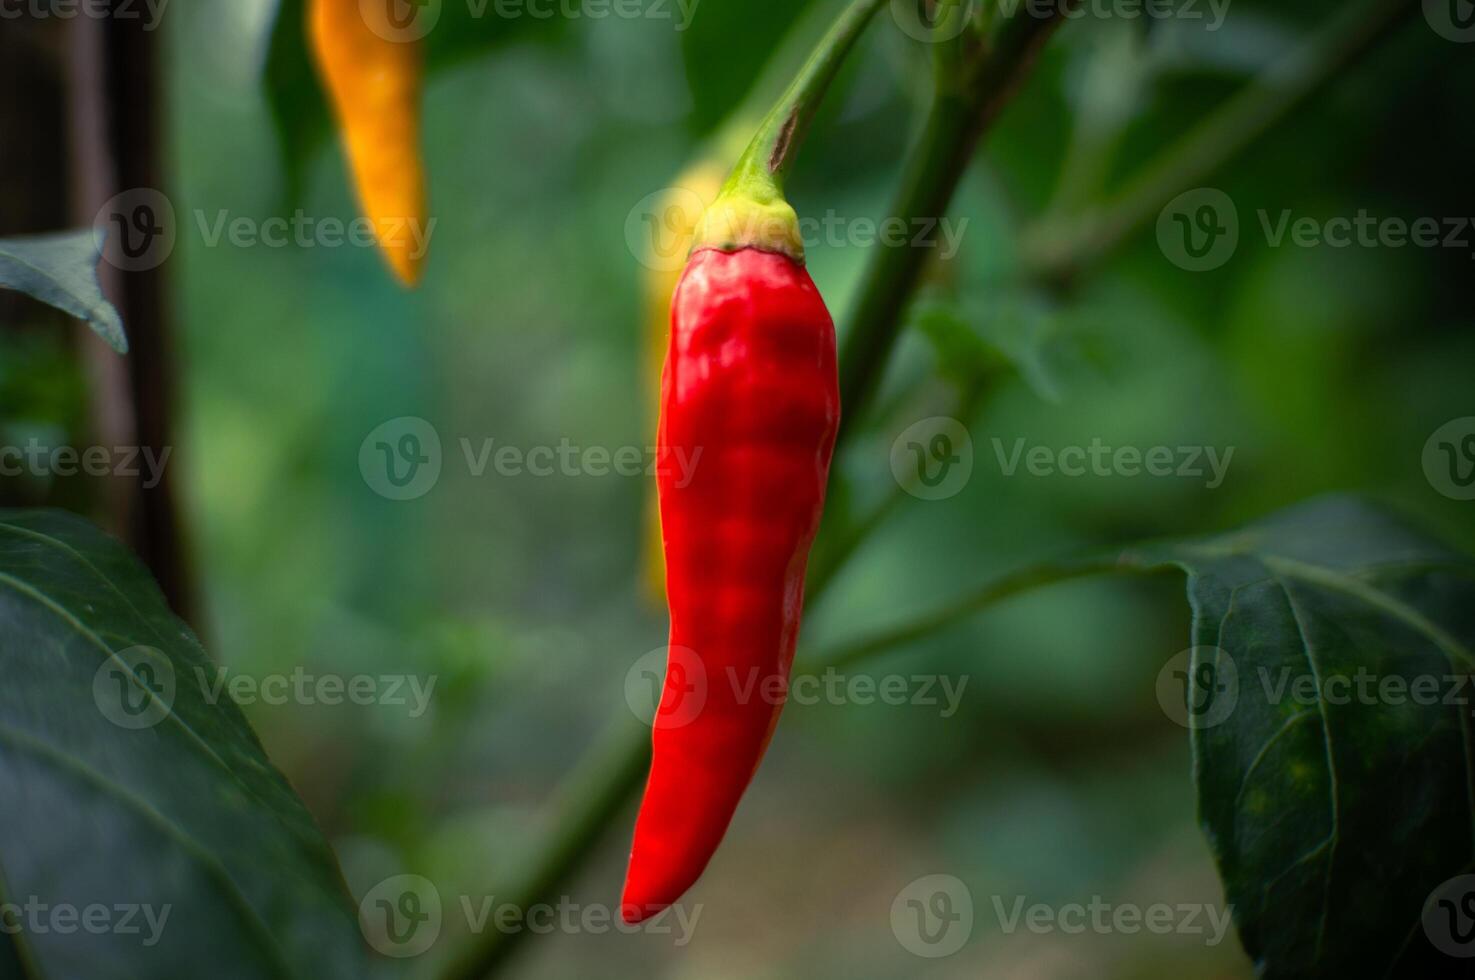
[0,231,128,354]
[1130,496,1475,978]
[0,510,366,979]
[914,289,1095,404]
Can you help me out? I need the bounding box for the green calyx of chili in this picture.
[694,0,888,264]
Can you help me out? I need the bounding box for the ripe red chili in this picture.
[622,245,840,921]
[619,0,884,922]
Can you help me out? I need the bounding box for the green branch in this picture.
[1022,0,1421,281]
[732,0,889,187]
[837,5,1072,435]
[806,553,1161,672]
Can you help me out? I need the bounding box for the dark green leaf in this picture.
[0,510,365,979]
[1128,496,1475,978]
[0,232,127,354]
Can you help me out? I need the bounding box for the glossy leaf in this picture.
[1129,496,1475,978]
[0,232,127,354]
[0,510,365,979]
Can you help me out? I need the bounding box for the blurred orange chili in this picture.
[308,0,428,286]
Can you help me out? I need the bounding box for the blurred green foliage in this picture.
[4,0,1472,975]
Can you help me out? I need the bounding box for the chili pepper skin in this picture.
[308,0,427,286]
[622,245,840,921]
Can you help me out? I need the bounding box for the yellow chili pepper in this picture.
[638,158,728,604]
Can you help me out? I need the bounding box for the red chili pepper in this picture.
[623,244,840,918]
[621,0,886,922]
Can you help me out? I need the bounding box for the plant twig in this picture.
[1021,0,1421,282]
[836,5,1072,437]
[805,552,1160,671]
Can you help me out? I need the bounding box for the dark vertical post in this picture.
[67,4,198,622]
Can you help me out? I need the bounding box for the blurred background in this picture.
[2,0,1472,976]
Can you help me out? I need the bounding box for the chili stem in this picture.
[724,0,889,201]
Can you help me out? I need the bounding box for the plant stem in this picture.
[1022,0,1421,281]
[703,0,889,259]
[807,553,1157,672]
[729,0,889,193]
[439,716,651,980]
[837,6,1071,437]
